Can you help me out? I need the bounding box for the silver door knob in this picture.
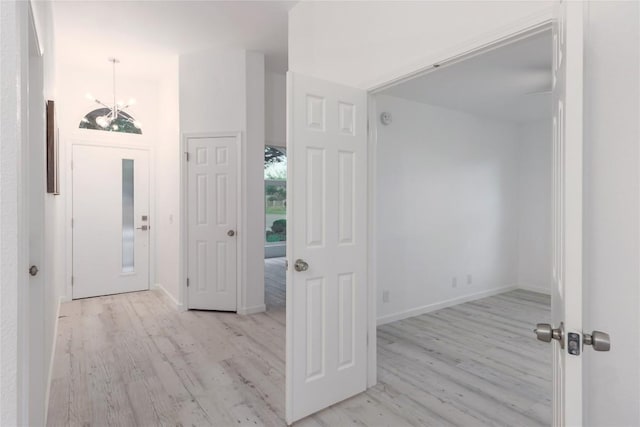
[29,265,39,276]
[227,230,235,237]
[584,331,611,351]
[294,259,309,272]
[535,323,563,343]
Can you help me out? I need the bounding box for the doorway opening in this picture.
[264,145,287,312]
[370,28,553,424]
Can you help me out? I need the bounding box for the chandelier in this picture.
[85,58,141,131]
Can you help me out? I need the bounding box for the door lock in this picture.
[534,322,564,348]
[227,230,235,237]
[294,259,309,272]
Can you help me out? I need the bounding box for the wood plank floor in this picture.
[47,259,550,426]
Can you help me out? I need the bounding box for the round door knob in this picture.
[227,230,235,237]
[294,259,309,272]
[534,322,563,345]
[29,265,39,277]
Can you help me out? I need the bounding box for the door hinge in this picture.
[71,218,74,227]
[186,278,190,287]
[71,276,74,286]
[185,152,190,162]
[285,260,289,270]
[70,160,73,170]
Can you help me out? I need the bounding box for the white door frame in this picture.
[363,11,554,388]
[180,131,243,311]
[67,141,153,300]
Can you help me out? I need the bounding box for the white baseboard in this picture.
[517,284,551,295]
[155,283,183,311]
[44,296,64,425]
[238,304,266,315]
[377,285,517,326]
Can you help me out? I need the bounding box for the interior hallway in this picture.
[47,258,550,426]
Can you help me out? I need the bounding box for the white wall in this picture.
[517,120,552,294]
[155,57,181,306]
[265,71,286,147]
[1,2,27,425]
[290,1,640,424]
[375,95,520,324]
[582,2,639,424]
[289,1,552,89]
[178,48,265,313]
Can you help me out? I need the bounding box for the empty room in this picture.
[3,1,639,426]
[371,30,553,425]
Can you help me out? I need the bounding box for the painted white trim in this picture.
[154,283,183,311]
[377,286,518,326]
[237,304,267,315]
[366,94,378,388]
[517,284,551,295]
[43,296,64,426]
[180,131,244,312]
[364,8,554,91]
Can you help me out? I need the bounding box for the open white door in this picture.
[286,73,368,423]
[549,1,584,425]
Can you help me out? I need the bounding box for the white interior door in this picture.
[186,135,238,311]
[26,31,46,426]
[286,72,368,423]
[551,1,584,425]
[72,145,150,299]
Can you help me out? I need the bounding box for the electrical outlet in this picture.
[452,277,458,288]
[467,274,472,285]
[382,290,390,303]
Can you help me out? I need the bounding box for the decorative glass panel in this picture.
[79,108,142,134]
[122,159,135,273]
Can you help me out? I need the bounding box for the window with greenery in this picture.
[265,146,286,245]
[79,108,142,134]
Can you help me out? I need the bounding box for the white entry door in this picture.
[286,73,368,423]
[186,135,238,311]
[72,145,150,299]
[550,1,584,425]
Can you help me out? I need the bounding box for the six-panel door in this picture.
[287,73,368,423]
[187,136,238,311]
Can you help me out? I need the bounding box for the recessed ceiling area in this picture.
[380,30,553,123]
[52,0,297,74]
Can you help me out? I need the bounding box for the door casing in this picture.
[363,11,555,389]
[180,132,244,312]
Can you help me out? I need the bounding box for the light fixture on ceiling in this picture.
[85,58,141,130]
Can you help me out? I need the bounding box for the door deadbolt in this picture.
[29,265,39,277]
[227,230,235,237]
[294,259,309,272]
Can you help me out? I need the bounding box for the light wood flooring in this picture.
[47,259,551,426]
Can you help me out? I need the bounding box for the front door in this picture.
[286,72,368,423]
[186,135,238,311]
[72,145,150,299]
